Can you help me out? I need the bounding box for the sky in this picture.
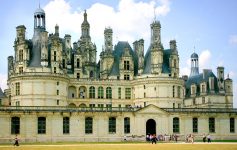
[0,0,236,107]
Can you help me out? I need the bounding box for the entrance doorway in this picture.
[146,119,156,135]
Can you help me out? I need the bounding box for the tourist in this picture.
[151,134,157,144]
[202,134,206,142]
[207,134,211,143]
[13,135,19,146]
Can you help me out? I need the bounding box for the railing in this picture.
[1,106,236,113]
[0,106,141,112]
[162,108,237,113]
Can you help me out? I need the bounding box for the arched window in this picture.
[89,86,95,98]
[85,117,93,134]
[11,117,20,134]
[106,87,112,99]
[98,86,104,99]
[173,117,179,133]
[109,117,116,133]
[124,117,130,134]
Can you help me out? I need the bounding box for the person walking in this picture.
[13,135,19,146]
[207,134,211,143]
[202,134,206,142]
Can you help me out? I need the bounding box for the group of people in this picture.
[146,134,179,144]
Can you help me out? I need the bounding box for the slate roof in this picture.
[143,47,172,74]
[110,41,138,76]
[185,70,219,97]
[0,88,6,98]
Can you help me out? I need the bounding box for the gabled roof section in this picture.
[110,41,138,76]
[136,104,168,115]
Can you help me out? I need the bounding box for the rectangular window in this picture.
[124,61,129,70]
[16,101,20,106]
[57,81,59,85]
[54,67,57,73]
[19,67,23,74]
[77,73,80,79]
[109,117,116,133]
[15,82,20,96]
[193,118,198,133]
[172,86,175,97]
[89,104,96,108]
[77,58,80,68]
[19,50,23,62]
[124,74,130,80]
[173,103,175,108]
[178,103,181,108]
[177,86,181,98]
[230,118,235,133]
[118,87,121,99]
[125,88,131,99]
[57,90,59,95]
[63,117,70,134]
[106,87,112,99]
[62,59,66,68]
[173,117,180,133]
[98,104,104,108]
[38,117,46,134]
[0,99,2,106]
[202,84,206,93]
[85,117,93,134]
[202,97,205,104]
[11,117,20,134]
[209,117,215,133]
[54,51,57,61]
[124,117,130,134]
[57,100,59,105]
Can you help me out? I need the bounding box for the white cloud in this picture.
[44,0,171,53]
[0,73,7,90]
[229,35,237,45]
[199,49,211,69]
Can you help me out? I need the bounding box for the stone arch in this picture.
[68,86,77,99]
[79,103,86,108]
[68,103,76,107]
[146,119,156,136]
[79,86,87,99]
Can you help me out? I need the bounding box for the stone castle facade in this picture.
[0,7,236,143]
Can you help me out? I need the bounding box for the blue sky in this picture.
[0,0,236,107]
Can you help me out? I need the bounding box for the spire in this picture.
[81,9,90,40]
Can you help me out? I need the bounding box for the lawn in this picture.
[0,143,237,150]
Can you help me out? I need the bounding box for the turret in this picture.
[104,27,113,52]
[170,40,179,78]
[150,20,161,45]
[190,52,199,77]
[133,39,144,74]
[34,7,46,31]
[217,67,225,93]
[80,10,90,41]
[16,25,26,42]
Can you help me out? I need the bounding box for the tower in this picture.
[104,27,113,52]
[80,10,90,41]
[190,52,199,77]
[170,40,179,78]
[150,20,163,75]
[133,39,144,75]
[150,20,161,45]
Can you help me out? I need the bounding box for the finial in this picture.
[227,73,229,79]
[39,0,41,8]
[193,46,196,53]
